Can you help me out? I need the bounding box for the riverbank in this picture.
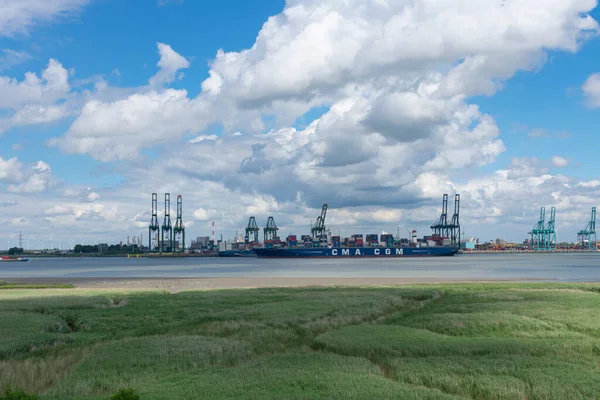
[462,249,599,254]
[0,276,552,292]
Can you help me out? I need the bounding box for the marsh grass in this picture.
[1,283,600,399]
[0,282,74,290]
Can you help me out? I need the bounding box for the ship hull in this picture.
[253,247,457,258]
[0,258,29,262]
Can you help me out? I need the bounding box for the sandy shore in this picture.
[1,277,552,292]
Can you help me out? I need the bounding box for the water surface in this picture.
[1,253,599,281]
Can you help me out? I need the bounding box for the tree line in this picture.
[73,244,141,254]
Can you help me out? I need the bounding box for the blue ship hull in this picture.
[218,249,257,257]
[253,247,458,258]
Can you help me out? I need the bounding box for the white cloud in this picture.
[7,161,52,193]
[11,104,70,125]
[0,0,91,37]
[552,155,570,168]
[202,0,597,106]
[0,58,72,133]
[188,134,218,143]
[0,58,70,109]
[51,89,205,161]
[0,156,23,182]
[582,72,600,107]
[148,42,190,87]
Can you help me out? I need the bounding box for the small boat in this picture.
[0,255,29,262]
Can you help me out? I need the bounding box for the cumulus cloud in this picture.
[0,58,72,133]
[7,161,53,193]
[582,72,600,107]
[202,0,597,106]
[0,156,23,182]
[51,89,206,161]
[0,58,70,109]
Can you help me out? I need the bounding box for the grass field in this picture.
[2,282,600,399]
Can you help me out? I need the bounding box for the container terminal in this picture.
[135,193,599,257]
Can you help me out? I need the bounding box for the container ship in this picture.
[0,255,29,262]
[219,197,461,258]
[252,231,458,258]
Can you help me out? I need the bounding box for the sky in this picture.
[1,0,600,250]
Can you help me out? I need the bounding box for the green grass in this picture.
[2,283,600,399]
[0,282,75,290]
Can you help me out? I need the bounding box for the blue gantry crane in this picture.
[543,206,557,250]
[244,216,260,244]
[528,207,546,250]
[148,193,160,252]
[577,207,597,249]
[311,204,328,238]
[264,216,279,242]
[528,206,557,250]
[161,193,172,253]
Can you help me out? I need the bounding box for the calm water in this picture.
[1,253,600,281]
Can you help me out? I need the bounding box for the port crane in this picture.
[447,194,461,247]
[311,204,328,237]
[264,217,279,241]
[577,207,597,249]
[528,207,546,250]
[148,193,160,252]
[173,195,185,252]
[161,193,172,252]
[431,194,449,238]
[244,217,260,244]
[543,206,557,250]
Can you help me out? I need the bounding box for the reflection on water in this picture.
[1,253,599,281]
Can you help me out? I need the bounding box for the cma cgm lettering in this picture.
[253,246,458,258]
[332,248,404,256]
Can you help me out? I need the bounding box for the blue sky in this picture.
[1,0,600,247]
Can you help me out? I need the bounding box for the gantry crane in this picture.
[264,217,279,241]
[311,203,328,238]
[528,207,546,250]
[543,206,557,250]
[578,207,597,249]
[148,193,160,252]
[431,194,450,238]
[446,194,461,247]
[245,216,260,244]
[173,195,185,252]
[161,193,172,252]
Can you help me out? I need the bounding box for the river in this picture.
[1,253,599,281]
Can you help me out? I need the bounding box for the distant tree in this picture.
[7,247,23,255]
